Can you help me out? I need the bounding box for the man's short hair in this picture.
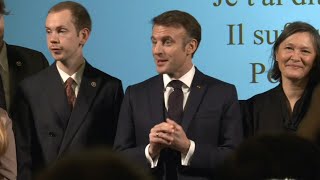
[152,10,201,46]
[48,1,91,33]
[0,0,9,15]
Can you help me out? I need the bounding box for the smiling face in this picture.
[276,32,316,83]
[151,25,197,79]
[46,9,88,63]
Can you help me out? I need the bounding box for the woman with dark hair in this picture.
[241,21,320,137]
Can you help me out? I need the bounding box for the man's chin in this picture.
[156,67,169,74]
[54,58,65,62]
[52,55,64,61]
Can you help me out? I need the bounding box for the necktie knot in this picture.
[66,77,75,87]
[169,80,183,90]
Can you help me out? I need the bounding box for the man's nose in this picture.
[153,43,163,55]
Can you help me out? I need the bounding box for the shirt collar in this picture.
[163,65,195,89]
[56,61,86,85]
[0,42,9,72]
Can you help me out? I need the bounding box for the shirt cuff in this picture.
[145,144,160,168]
[181,140,195,166]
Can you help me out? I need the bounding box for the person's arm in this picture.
[180,140,195,165]
[184,85,243,176]
[145,137,194,168]
[111,80,124,144]
[11,86,33,180]
[0,108,17,180]
[145,144,160,168]
[239,99,254,138]
[113,86,151,168]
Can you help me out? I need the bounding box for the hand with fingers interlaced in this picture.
[148,118,190,158]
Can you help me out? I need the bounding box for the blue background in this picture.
[4,0,320,99]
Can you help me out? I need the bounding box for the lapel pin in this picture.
[197,85,201,88]
[16,61,22,67]
[91,82,96,87]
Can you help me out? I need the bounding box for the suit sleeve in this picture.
[111,80,124,144]
[239,99,254,138]
[38,52,49,69]
[113,86,150,168]
[11,85,33,180]
[185,85,243,176]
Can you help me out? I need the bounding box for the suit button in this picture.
[48,132,56,137]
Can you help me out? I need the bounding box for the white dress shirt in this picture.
[145,65,196,168]
[56,62,85,97]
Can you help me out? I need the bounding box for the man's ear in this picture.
[186,39,198,56]
[79,28,90,45]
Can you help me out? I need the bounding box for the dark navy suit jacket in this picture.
[114,68,242,180]
[12,62,123,180]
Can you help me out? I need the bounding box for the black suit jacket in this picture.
[114,69,242,180]
[12,62,124,180]
[240,84,313,138]
[7,44,49,111]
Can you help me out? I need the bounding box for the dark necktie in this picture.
[0,74,6,110]
[65,77,76,110]
[166,80,184,180]
[168,80,184,124]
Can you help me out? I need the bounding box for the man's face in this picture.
[46,9,85,62]
[0,15,4,48]
[151,25,195,79]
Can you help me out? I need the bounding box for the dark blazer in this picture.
[7,44,49,111]
[241,84,313,138]
[12,62,124,180]
[114,68,242,180]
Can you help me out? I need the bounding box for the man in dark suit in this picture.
[12,2,123,180]
[114,10,242,180]
[0,1,48,179]
[0,0,49,112]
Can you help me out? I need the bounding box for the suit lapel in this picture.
[44,64,72,126]
[181,69,207,131]
[149,75,165,124]
[58,63,99,154]
[7,44,25,104]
